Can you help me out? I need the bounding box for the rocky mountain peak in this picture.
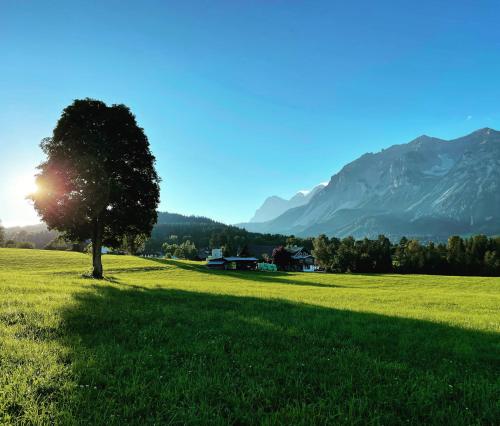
[241,128,500,240]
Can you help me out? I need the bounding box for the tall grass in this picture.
[0,248,498,424]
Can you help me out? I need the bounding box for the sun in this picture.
[16,174,39,197]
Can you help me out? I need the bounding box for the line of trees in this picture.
[3,240,36,249]
[162,240,198,260]
[0,222,36,249]
[312,234,500,276]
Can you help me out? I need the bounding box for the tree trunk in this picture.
[92,219,103,279]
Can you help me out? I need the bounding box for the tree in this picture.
[162,242,177,257]
[424,242,445,274]
[312,234,332,270]
[484,250,500,276]
[222,243,233,257]
[465,235,488,275]
[335,237,356,272]
[447,236,466,275]
[237,244,251,257]
[406,240,425,272]
[272,245,292,271]
[30,99,160,278]
[162,240,198,260]
[374,235,393,273]
[285,235,298,248]
[122,233,147,255]
[180,240,198,260]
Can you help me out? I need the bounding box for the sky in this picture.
[1,0,500,227]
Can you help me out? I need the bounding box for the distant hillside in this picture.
[4,224,57,249]
[149,212,229,250]
[4,223,48,235]
[240,128,500,240]
[145,212,312,254]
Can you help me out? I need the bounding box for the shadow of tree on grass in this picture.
[56,283,499,425]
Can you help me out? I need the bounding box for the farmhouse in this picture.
[288,246,316,271]
[205,248,258,270]
[205,247,316,272]
[207,256,259,271]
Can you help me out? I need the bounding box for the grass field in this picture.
[0,248,498,425]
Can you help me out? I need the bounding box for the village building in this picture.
[287,246,317,272]
[207,256,258,270]
[206,248,258,270]
[205,247,316,272]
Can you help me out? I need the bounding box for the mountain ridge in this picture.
[239,128,500,240]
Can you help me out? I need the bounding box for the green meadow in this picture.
[0,248,498,425]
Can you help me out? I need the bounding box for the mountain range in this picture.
[249,184,326,223]
[239,128,500,240]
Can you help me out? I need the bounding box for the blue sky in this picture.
[1,0,500,226]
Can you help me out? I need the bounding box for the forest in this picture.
[143,212,312,255]
[312,234,500,276]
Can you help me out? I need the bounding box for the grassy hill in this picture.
[0,248,498,424]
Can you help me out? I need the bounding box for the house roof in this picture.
[207,256,258,263]
[286,246,314,260]
[224,257,258,262]
[287,246,305,254]
[292,254,314,260]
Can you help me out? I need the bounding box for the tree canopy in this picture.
[30,99,160,277]
[272,246,292,271]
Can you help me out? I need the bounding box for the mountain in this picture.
[240,128,500,240]
[249,184,326,223]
